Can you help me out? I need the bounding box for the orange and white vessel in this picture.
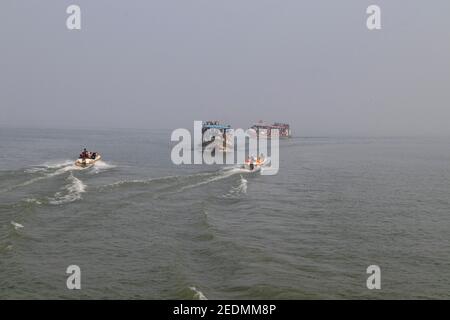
[75,153,101,168]
[243,155,269,172]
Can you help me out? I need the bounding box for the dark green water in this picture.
[1,128,449,299]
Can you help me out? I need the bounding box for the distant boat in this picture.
[201,121,233,152]
[250,121,291,138]
[242,155,269,172]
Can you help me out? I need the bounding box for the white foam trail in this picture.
[43,159,74,169]
[14,162,81,190]
[11,221,24,230]
[178,167,247,192]
[89,161,116,174]
[24,167,45,174]
[106,175,179,188]
[237,175,248,194]
[49,173,86,205]
[15,176,47,188]
[25,160,74,173]
[189,287,208,300]
[104,171,216,189]
[52,164,83,174]
[24,198,42,205]
[42,160,75,169]
[27,165,78,186]
[223,175,248,198]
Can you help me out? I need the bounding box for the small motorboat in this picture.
[75,153,101,168]
[242,156,268,172]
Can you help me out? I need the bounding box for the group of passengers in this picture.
[79,148,97,160]
[247,154,265,164]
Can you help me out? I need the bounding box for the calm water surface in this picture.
[1,128,449,299]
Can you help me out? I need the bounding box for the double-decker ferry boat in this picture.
[201,121,233,152]
[250,121,291,138]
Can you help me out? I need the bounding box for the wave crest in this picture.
[189,287,208,300]
[49,173,86,205]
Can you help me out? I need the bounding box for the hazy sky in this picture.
[1,1,449,136]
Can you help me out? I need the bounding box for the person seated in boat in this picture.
[80,148,88,159]
[257,153,264,164]
[91,152,97,159]
[81,148,94,160]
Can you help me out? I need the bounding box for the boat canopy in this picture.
[202,124,231,130]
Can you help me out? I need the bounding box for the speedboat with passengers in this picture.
[242,155,268,172]
[75,149,101,168]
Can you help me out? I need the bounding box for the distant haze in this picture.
[1,0,449,136]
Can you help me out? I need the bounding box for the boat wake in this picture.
[101,166,254,197]
[48,173,86,205]
[189,286,208,300]
[24,198,43,206]
[1,159,115,195]
[103,175,182,190]
[101,171,216,190]
[89,161,116,174]
[10,221,24,231]
[177,167,248,192]
[3,161,82,193]
[24,160,75,173]
[223,175,248,198]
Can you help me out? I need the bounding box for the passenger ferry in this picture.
[250,121,291,138]
[201,121,233,151]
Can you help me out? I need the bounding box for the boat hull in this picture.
[75,155,101,168]
[242,158,267,172]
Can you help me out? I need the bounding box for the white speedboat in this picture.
[75,154,101,168]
